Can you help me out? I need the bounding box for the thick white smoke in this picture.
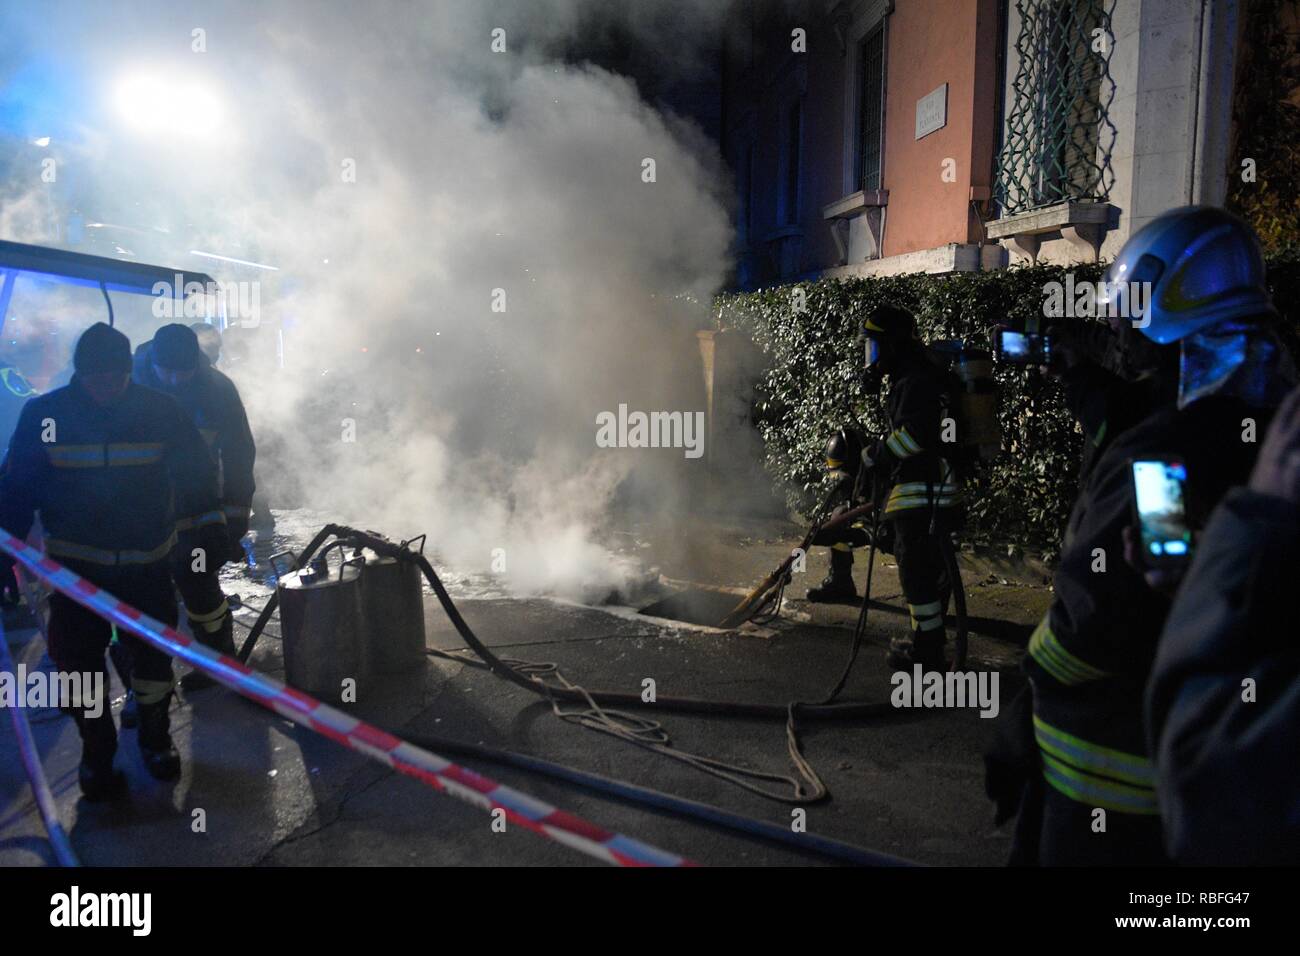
[0,0,734,601]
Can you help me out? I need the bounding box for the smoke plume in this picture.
[0,0,734,601]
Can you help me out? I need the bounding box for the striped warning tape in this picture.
[0,601,79,867]
[0,534,692,867]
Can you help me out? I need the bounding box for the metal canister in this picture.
[359,549,427,673]
[277,555,368,701]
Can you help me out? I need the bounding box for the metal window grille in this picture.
[859,23,885,192]
[994,0,1116,215]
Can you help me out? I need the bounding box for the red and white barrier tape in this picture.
[0,534,692,867]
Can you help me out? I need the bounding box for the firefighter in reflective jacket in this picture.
[131,324,255,691]
[858,305,961,672]
[1013,206,1295,865]
[0,323,224,799]
[806,427,872,603]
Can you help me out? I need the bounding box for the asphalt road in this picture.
[0,598,1024,867]
[0,512,1049,867]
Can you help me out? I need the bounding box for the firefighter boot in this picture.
[806,549,857,603]
[136,692,181,780]
[887,628,948,673]
[73,708,126,802]
[180,608,235,692]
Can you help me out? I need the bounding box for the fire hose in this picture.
[240,522,896,721]
[232,524,924,862]
[0,533,692,867]
[399,726,914,866]
[228,521,976,862]
[235,524,904,807]
[717,487,863,629]
[0,534,937,865]
[721,479,968,669]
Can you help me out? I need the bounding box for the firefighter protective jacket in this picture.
[1060,364,1163,484]
[1145,487,1299,865]
[134,343,256,526]
[1023,394,1269,863]
[0,379,222,566]
[869,356,961,517]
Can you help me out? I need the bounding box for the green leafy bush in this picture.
[714,258,1300,561]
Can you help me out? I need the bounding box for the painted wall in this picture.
[879,0,1000,257]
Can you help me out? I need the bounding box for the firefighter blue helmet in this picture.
[1101,205,1275,345]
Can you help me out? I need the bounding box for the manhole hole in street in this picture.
[638,588,740,627]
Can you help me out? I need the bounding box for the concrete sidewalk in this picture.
[0,512,1051,867]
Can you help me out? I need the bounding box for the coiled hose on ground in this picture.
[232,521,970,863]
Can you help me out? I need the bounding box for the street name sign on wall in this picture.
[915,83,948,140]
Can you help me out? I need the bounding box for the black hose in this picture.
[396,729,916,867]
[99,281,114,328]
[236,592,277,662]
[329,523,895,722]
[236,525,338,663]
[219,522,926,861]
[940,534,969,670]
[240,523,896,719]
[818,489,883,705]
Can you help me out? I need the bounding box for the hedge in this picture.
[713,256,1300,562]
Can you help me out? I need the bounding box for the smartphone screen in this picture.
[998,329,1051,363]
[1131,459,1193,564]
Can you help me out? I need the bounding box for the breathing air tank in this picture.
[953,346,1002,461]
[930,339,1003,462]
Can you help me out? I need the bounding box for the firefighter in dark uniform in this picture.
[805,427,871,602]
[131,324,256,691]
[1145,385,1300,865]
[0,323,224,799]
[191,321,223,366]
[1012,206,1295,865]
[1050,320,1167,484]
[857,305,961,672]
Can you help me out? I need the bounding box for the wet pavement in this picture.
[0,510,1051,867]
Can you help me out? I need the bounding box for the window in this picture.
[858,23,885,192]
[994,0,1116,214]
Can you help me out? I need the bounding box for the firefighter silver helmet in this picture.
[1101,205,1275,345]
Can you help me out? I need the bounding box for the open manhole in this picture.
[638,587,741,628]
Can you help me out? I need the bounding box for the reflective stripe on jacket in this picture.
[0,379,221,558]
[1022,395,1270,865]
[871,357,962,517]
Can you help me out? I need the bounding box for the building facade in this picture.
[721,0,1248,288]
